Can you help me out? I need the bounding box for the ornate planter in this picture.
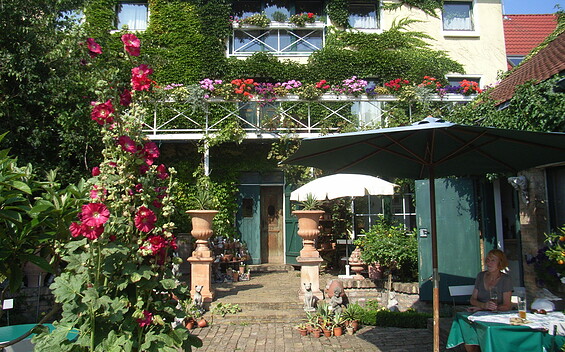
[186,210,219,257]
[292,210,324,258]
[349,246,366,280]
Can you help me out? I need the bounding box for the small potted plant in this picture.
[292,193,324,258]
[332,312,344,336]
[295,322,309,336]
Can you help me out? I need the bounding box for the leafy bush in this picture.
[354,216,418,282]
[374,310,432,328]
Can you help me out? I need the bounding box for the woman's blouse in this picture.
[473,271,513,304]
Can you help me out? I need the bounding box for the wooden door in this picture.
[260,186,283,263]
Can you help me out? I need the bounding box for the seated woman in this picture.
[465,249,513,352]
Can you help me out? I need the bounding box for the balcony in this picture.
[141,94,476,141]
[228,21,325,57]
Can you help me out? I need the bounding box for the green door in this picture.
[416,178,482,302]
[285,184,300,265]
[237,185,261,264]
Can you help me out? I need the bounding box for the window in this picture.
[446,75,481,87]
[348,1,379,29]
[442,1,473,31]
[507,56,525,67]
[117,2,148,31]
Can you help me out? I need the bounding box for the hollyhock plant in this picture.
[34,35,201,352]
[121,33,141,56]
[91,99,115,125]
[86,37,102,57]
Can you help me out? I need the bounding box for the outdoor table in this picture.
[447,311,565,352]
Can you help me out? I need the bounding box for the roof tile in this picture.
[504,14,558,55]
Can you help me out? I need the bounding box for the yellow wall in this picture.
[381,0,507,86]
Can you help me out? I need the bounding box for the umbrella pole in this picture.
[429,174,440,352]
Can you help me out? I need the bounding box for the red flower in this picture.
[86,38,102,58]
[91,100,115,125]
[69,222,104,240]
[139,164,150,174]
[131,64,153,91]
[92,166,100,176]
[119,89,132,106]
[121,34,141,57]
[156,164,169,180]
[307,12,314,18]
[134,206,157,232]
[136,310,153,327]
[118,135,137,153]
[81,203,110,227]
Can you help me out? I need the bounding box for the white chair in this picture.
[448,285,475,314]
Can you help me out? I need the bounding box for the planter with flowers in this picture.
[289,12,317,26]
[33,34,202,351]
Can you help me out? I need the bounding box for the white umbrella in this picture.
[290,173,398,201]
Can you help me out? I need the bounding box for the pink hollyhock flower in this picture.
[139,164,149,175]
[135,184,143,193]
[91,100,115,125]
[118,135,137,153]
[121,34,141,56]
[69,222,82,238]
[91,166,100,176]
[136,310,153,327]
[86,38,102,58]
[143,141,160,158]
[152,200,163,208]
[131,64,153,91]
[81,203,110,227]
[83,224,104,240]
[90,188,99,199]
[156,164,169,180]
[134,206,157,232]
[119,89,132,106]
[169,236,178,250]
[108,161,117,167]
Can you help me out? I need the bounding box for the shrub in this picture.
[374,310,432,329]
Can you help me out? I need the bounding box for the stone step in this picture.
[209,301,303,311]
[247,264,296,272]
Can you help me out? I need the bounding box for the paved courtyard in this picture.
[191,323,434,352]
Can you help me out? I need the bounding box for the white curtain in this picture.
[443,17,472,30]
[349,14,377,29]
[118,3,148,30]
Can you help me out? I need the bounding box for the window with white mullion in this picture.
[442,1,474,31]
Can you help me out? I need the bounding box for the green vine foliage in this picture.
[449,76,565,133]
[384,0,444,18]
[327,0,349,28]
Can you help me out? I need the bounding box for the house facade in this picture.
[84,1,510,272]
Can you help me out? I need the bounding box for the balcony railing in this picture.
[141,94,476,141]
[228,22,325,57]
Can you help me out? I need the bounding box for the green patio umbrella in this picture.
[283,117,565,352]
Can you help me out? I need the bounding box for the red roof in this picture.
[504,14,558,56]
[490,32,565,104]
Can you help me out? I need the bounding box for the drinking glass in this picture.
[489,290,498,312]
[517,296,527,319]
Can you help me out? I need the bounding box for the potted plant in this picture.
[332,312,344,336]
[182,300,202,329]
[295,322,309,336]
[240,12,271,27]
[186,176,220,255]
[292,193,324,258]
[343,303,363,332]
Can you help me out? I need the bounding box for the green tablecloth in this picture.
[447,312,565,352]
[0,324,54,343]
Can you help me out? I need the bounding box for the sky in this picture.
[502,0,562,14]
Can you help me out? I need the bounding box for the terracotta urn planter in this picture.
[186,210,219,257]
[349,246,366,280]
[292,210,324,258]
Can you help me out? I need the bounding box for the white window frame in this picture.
[441,0,479,38]
[445,74,482,88]
[116,1,149,31]
[348,0,381,31]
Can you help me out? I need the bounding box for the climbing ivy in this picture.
[384,0,444,17]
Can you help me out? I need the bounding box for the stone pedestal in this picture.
[297,256,324,301]
[188,256,215,302]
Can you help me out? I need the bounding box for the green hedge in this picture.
[361,310,432,329]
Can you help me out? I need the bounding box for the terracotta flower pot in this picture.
[333,326,343,337]
[185,319,195,329]
[311,328,322,338]
[292,210,324,258]
[197,318,208,328]
[298,328,308,336]
[186,210,218,256]
[322,328,332,337]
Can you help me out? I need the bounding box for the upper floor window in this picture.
[349,1,379,29]
[442,1,473,31]
[117,1,148,31]
[507,55,524,67]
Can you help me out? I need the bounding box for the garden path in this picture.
[191,267,442,351]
